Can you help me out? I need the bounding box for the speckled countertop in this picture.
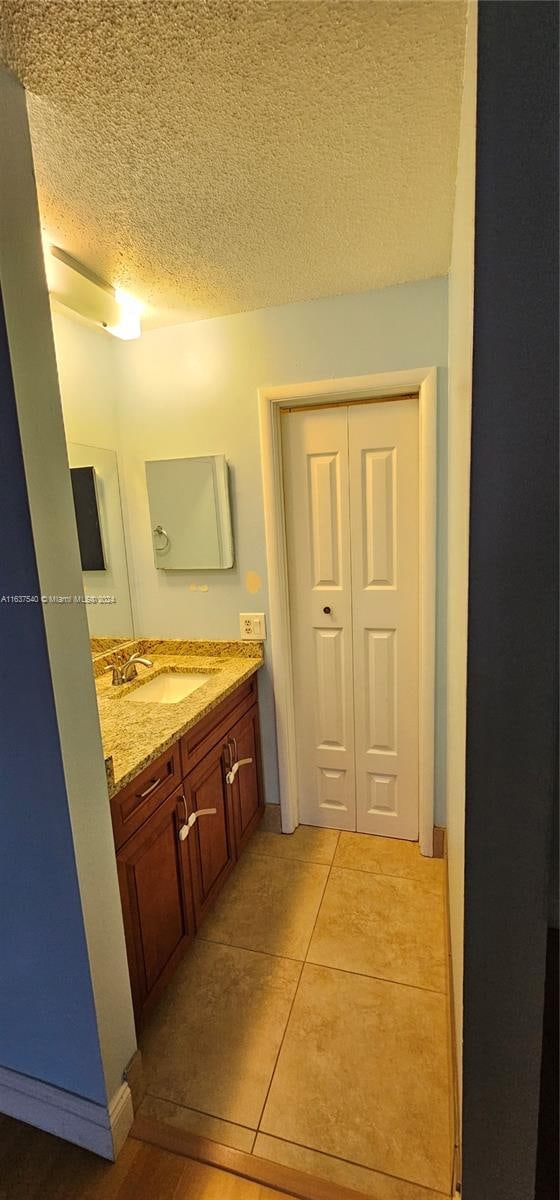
[95,639,263,798]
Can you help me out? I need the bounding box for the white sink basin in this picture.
[127,671,212,704]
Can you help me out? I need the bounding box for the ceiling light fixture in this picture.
[41,238,142,340]
[106,287,142,340]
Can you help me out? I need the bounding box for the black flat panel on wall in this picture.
[462,4,558,1200]
[70,465,105,571]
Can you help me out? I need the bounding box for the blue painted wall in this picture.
[0,291,106,1104]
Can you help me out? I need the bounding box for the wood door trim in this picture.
[132,1115,376,1200]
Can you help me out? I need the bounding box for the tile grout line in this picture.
[303,957,449,996]
[248,843,445,890]
[254,832,341,1138]
[195,933,307,966]
[195,931,448,996]
[303,830,341,966]
[253,958,305,1135]
[141,1090,257,1137]
[246,848,338,868]
[254,1130,452,1197]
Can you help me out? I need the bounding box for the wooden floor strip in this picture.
[132,1114,376,1200]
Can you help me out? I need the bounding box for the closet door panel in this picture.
[282,407,356,829]
[349,399,419,839]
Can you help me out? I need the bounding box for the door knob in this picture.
[323,606,331,614]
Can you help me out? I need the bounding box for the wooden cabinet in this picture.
[228,704,264,855]
[114,676,263,1027]
[184,737,236,925]
[110,743,181,851]
[117,785,195,1024]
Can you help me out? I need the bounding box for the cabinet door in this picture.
[117,785,195,1026]
[229,703,265,855]
[184,738,236,926]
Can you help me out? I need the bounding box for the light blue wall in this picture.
[119,277,449,823]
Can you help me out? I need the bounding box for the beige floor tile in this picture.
[307,867,447,991]
[138,1094,255,1152]
[335,833,445,894]
[260,963,453,1194]
[253,1134,450,1200]
[140,940,301,1128]
[249,824,340,866]
[199,853,329,960]
[260,804,282,832]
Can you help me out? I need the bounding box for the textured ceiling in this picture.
[0,1,466,325]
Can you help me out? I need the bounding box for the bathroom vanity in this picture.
[94,639,264,1028]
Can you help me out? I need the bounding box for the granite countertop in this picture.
[95,639,263,798]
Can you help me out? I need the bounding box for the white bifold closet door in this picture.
[282,397,419,839]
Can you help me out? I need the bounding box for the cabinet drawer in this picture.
[180,675,257,777]
[111,744,181,851]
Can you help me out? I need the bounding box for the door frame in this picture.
[258,366,438,856]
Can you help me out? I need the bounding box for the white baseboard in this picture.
[0,1064,133,1160]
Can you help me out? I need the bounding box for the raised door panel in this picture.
[184,739,236,926]
[282,406,356,830]
[117,785,195,1025]
[349,399,419,840]
[229,703,264,854]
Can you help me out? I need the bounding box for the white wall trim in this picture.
[259,367,437,856]
[0,1066,133,1160]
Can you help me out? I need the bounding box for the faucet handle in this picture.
[104,664,123,686]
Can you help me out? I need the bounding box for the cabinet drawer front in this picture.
[180,675,257,776]
[111,745,181,850]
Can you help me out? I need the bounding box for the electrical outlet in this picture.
[240,612,266,640]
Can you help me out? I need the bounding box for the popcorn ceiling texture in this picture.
[0,1,466,324]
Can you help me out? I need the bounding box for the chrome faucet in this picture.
[104,652,153,686]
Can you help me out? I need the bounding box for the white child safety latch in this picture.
[179,807,217,841]
[226,758,253,785]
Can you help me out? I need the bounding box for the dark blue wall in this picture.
[0,292,106,1103]
[462,3,558,1197]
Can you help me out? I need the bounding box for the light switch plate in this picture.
[240,612,266,640]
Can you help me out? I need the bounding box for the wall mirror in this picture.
[67,442,134,638]
[145,454,234,570]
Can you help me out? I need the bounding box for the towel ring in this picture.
[153,524,171,553]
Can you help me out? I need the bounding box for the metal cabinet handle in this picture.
[179,804,217,842]
[138,777,161,799]
[153,524,171,553]
[178,793,189,841]
[224,739,234,769]
[226,757,253,785]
